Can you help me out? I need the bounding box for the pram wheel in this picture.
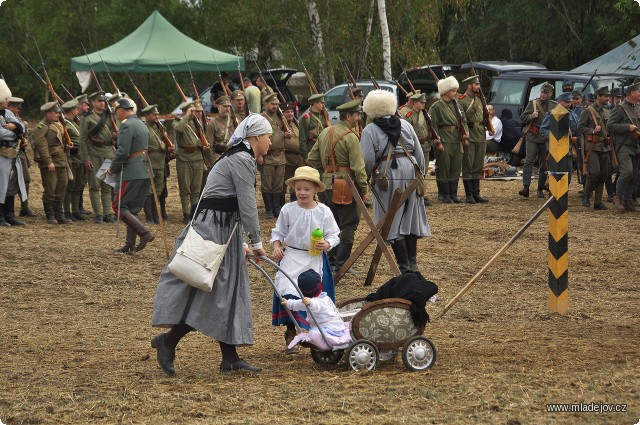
[402,336,436,371]
[345,340,378,371]
[311,348,344,365]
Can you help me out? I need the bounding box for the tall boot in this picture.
[0,203,10,227]
[159,195,168,220]
[113,224,137,253]
[262,192,273,219]
[473,179,489,203]
[593,183,607,210]
[391,239,411,273]
[121,211,155,252]
[151,198,160,224]
[519,184,530,198]
[581,180,594,208]
[63,191,72,216]
[463,179,476,204]
[438,180,453,204]
[79,185,91,215]
[332,242,353,273]
[71,193,86,221]
[272,193,282,218]
[405,235,418,272]
[4,196,25,226]
[143,195,154,224]
[53,199,72,224]
[449,180,461,203]
[44,200,58,224]
[19,195,35,217]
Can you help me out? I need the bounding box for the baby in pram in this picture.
[281,269,352,351]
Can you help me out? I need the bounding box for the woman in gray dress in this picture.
[151,114,271,375]
[360,89,431,273]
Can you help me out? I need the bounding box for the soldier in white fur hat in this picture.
[0,79,28,227]
[428,76,469,203]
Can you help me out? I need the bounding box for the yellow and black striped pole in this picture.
[547,104,570,314]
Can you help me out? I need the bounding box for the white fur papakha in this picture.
[363,89,397,119]
[0,79,11,102]
[437,76,459,97]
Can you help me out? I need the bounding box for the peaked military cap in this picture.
[40,101,60,112]
[231,90,245,100]
[627,82,640,92]
[89,91,106,101]
[61,99,79,110]
[308,93,325,104]
[410,92,426,102]
[556,92,572,103]
[141,104,159,114]
[8,97,24,105]
[571,90,583,99]
[178,100,195,110]
[540,82,554,93]
[336,99,361,113]
[562,79,573,86]
[263,93,279,104]
[114,98,136,110]
[281,102,295,111]
[593,86,610,96]
[214,96,231,106]
[193,101,204,111]
[462,75,480,85]
[75,94,89,104]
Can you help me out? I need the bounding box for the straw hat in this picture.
[285,166,325,192]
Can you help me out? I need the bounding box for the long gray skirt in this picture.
[152,209,253,345]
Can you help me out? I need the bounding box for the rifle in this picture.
[212,52,239,128]
[235,46,250,117]
[81,43,119,136]
[125,70,175,152]
[98,52,121,98]
[290,39,330,126]
[31,39,74,149]
[338,59,362,134]
[261,61,291,133]
[463,38,495,134]
[414,44,440,84]
[60,84,74,100]
[17,52,64,104]
[339,59,355,100]
[396,59,417,94]
[166,58,209,148]
[361,60,381,90]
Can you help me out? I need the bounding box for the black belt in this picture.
[0,140,18,148]
[198,196,239,212]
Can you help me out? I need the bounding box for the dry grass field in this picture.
[1,167,638,424]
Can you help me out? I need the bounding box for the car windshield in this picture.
[490,79,527,105]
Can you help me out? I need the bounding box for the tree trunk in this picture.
[306,0,334,91]
[377,0,392,81]
[357,0,377,80]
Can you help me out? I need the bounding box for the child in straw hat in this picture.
[270,166,340,353]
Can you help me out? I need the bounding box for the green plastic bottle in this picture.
[309,227,324,256]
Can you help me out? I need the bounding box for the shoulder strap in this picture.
[620,102,640,125]
[397,138,425,177]
[587,106,605,136]
[327,126,353,168]
[88,113,108,138]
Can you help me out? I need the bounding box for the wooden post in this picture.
[547,104,570,314]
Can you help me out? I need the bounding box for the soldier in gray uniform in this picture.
[61,99,86,221]
[142,104,167,225]
[79,91,117,223]
[519,82,557,198]
[606,81,640,213]
[34,101,71,225]
[7,97,35,217]
[109,98,154,253]
[577,86,612,210]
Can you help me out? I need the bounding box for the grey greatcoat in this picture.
[360,119,431,241]
[0,109,27,201]
[152,146,261,345]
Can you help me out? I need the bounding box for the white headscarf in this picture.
[227,113,272,149]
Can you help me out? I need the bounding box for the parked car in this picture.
[251,67,303,116]
[322,80,397,124]
[487,70,634,154]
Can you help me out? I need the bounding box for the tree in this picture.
[306,0,333,91]
[377,0,392,80]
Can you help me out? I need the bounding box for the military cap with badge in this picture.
[462,75,480,85]
[214,96,231,107]
[40,101,61,113]
[61,99,79,111]
[141,104,160,115]
[308,93,325,104]
[263,93,279,104]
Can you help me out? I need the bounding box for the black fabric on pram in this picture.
[365,271,438,328]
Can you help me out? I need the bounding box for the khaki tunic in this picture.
[206,115,234,159]
[79,111,116,161]
[298,111,326,159]
[261,112,286,166]
[34,119,69,169]
[284,121,303,166]
[429,99,468,182]
[458,93,487,179]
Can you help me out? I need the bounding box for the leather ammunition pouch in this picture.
[528,124,540,136]
[331,177,353,205]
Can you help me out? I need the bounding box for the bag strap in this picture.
[327,126,353,170]
[588,105,606,136]
[397,138,425,177]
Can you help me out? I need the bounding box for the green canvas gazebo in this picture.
[70,10,243,73]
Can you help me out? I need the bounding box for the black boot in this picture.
[0,203,10,227]
[391,239,411,273]
[519,185,530,198]
[405,235,418,272]
[463,180,476,204]
[262,192,273,219]
[449,180,461,203]
[473,179,489,203]
[54,200,72,224]
[4,197,25,226]
[272,193,282,218]
[121,211,155,252]
[159,196,168,220]
[44,201,58,225]
[581,180,594,207]
[151,198,160,224]
[19,198,35,217]
[113,224,137,253]
[438,180,453,204]
[143,195,154,224]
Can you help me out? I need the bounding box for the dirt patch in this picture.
[1,171,638,424]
